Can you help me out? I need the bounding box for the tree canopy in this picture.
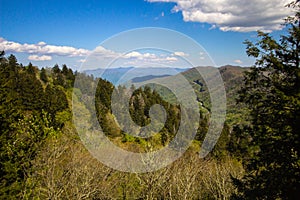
[233,1,300,199]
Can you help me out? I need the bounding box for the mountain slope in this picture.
[133,65,249,125]
[183,65,249,125]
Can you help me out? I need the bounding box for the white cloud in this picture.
[0,37,188,67]
[37,41,46,46]
[172,51,189,57]
[28,55,52,61]
[0,37,90,57]
[124,51,144,59]
[148,0,293,32]
[93,46,120,58]
[234,59,243,64]
[122,51,177,63]
[143,53,157,59]
[166,56,178,61]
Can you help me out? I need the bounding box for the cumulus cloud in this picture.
[93,46,121,58]
[123,51,158,60]
[166,56,178,61]
[148,0,293,32]
[122,51,178,63]
[0,37,187,66]
[172,51,189,57]
[37,41,46,46]
[28,55,52,61]
[123,51,144,59]
[0,37,90,57]
[234,59,243,64]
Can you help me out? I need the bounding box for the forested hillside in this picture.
[181,65,249,126]
[0,2,299,198]
[0,51,241,199]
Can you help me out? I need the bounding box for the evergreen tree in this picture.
[19,70,44,111]
[54,72,65,87]
[233,2,300,199]
[8,54,18,69]
[44,85,69,117]
[40,67,48,83]
[62,64,68,76]
[52,64,60,74]
[27,62,35,74]
[0,51,7,63]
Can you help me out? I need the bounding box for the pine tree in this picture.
[52,64,60,74]
[233,2,300,199]
[27,62,35,74]
[40,67,48,83]
[62,64,68,76]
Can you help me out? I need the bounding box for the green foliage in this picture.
[44,85,69,127]
[0,53,72,198]
[95,78,114,114]
[8,54,18,69]
[40,67,48,83]
[26,62,36,75]
[18,68,44,110]
[0,112,58,198]
[227,125,253,160]
[52,64,60,74]
[51,64,75,88]
[55,110,72,127]
[0,49,250,199]
[233,2,300,199]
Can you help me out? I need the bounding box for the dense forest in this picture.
[0,51,237,199]
[0,2,299,199]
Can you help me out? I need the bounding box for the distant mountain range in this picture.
[131,74,171,83]
[84,67,187,85]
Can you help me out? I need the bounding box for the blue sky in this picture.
[0,0,293,69]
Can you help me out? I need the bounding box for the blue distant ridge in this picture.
[84,67,187,85]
